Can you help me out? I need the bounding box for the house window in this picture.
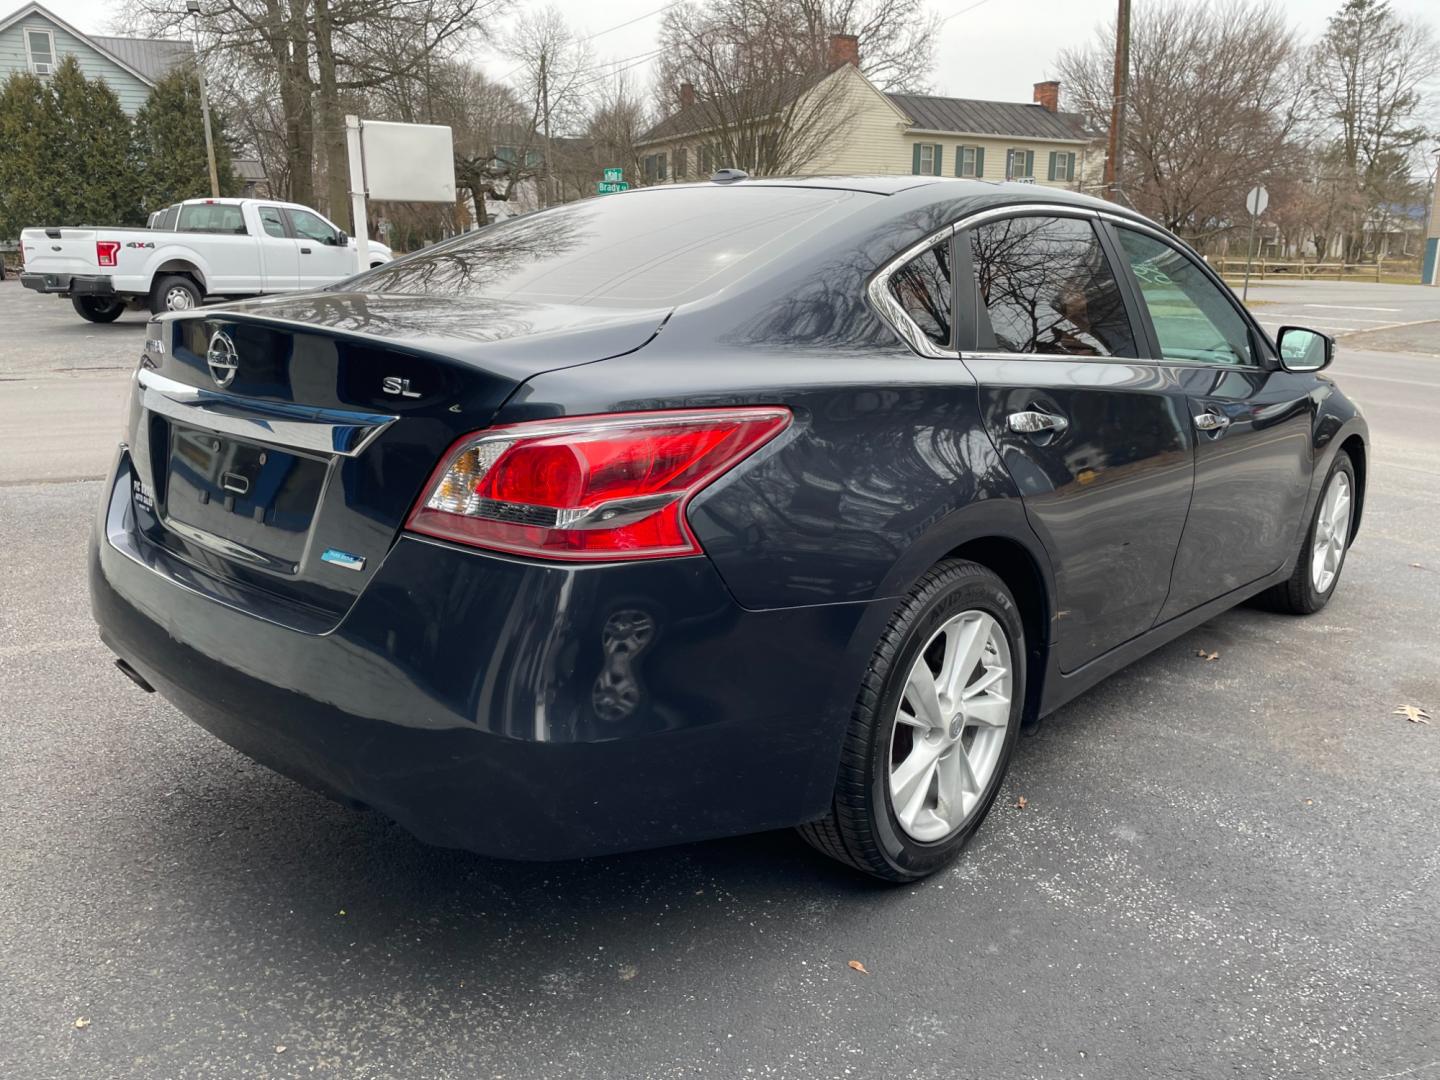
[525,149,542,168]
[25,28,56,75]
[699,145,713,176]
[675,147,688,179]
[957,145,984,178]
[496,146,517,165]
[910,142,944,176]
[643,153,669,183]
[1006,148,1034,180]
[1048,152,1076,182]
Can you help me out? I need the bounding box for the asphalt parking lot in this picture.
[1,277,1438,1079]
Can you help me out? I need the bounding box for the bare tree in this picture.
[1055,0,1308,241]
[505,6,593,207]
[587,73,651,188]
[121,0,501,225]
[653,0,859,176]
[792,0,939,93]
[1308,0,1438,258]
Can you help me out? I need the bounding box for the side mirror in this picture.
[1275,326,1334,373]
[336,230,349,247]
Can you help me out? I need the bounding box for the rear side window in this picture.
[889,241,952,347]
[258,207,288,238]
[1115,229,1255,366]
[970,215,1136,358]
[178,203,247,235]
[353,187,867,307]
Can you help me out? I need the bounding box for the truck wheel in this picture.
[149,275,201,313]
[71,295,125,323]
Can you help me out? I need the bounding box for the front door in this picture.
[285,207,357,288]
[1109,226,1315,621]
[959,212,1196,673]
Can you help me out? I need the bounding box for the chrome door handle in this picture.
[1193,412,1231,432]
[1008,410,1069,435]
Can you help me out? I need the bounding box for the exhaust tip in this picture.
[114,658,156,693]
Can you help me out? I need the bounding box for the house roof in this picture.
[89,35,192,84]
[639,71,828,145]
[0,2,189,88]
[637,63,1092,148]
[886,93,1089,142]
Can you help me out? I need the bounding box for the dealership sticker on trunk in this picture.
[321,548,366,572]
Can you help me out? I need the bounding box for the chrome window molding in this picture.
[866,223,961,360]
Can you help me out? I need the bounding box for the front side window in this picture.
[286,208,338,244]
[26,28,55,74]
[258,206,288,238]
[970,215,1136,357]
[178,203,247,235]
[1116,228,1255,366]
[889,240,952,348]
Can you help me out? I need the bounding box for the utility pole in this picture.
[1103,0,1131,202]
[186,0,220,198]
[539,52,554,208]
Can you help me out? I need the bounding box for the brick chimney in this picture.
[1033,80,1060,112]
[827,33,860,71]
[680,82,695,109]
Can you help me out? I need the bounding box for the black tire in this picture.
[70,294,125,323]
[149,274,201,314]
[799,559,1026,882]
[1253,451,1356,615]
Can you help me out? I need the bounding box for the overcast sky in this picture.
[14,0,1440,106]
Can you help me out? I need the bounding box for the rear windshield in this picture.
[352,186,869,307]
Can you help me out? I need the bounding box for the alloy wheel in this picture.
[888,609,1013,843]
[1311,470,1351,594]
[166,285,195,311]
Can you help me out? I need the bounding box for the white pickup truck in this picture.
[18,198,393,323]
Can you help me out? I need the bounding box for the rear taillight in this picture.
[96,240,120,267]
[406,407,792,561]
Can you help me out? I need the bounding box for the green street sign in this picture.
[602,167,624,183]
[597,181,630,194]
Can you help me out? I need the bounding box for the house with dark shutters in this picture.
[635,34,1096,190]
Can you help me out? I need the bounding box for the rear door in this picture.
[957,210,1195,673]
[285,207,356,288]
[177,202,261,293]
[1108,224,1314,621]
[254,205,300,292]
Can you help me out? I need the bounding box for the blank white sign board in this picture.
[360,121,455,203]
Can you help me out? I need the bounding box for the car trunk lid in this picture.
[124,291,669,629]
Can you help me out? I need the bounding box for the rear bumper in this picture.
[20,272,114,296]
[90,455,879,860]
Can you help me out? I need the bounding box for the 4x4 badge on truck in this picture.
[207,331,238,388]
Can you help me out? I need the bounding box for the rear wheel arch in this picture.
[944,536,1051,723]
[150,260,206,295]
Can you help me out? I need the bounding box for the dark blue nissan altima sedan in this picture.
[91,175,1368,881]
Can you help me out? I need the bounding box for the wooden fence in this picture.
[1207,257,1406,282]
